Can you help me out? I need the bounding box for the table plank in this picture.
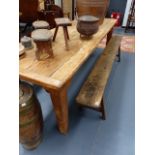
[51,19,117,87]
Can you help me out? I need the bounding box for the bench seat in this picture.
[76,35,122,119]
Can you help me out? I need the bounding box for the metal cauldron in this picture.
[76,15,99,37]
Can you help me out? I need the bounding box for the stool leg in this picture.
[66,27,70,40]
[63,27,69,50]
[100,98,106,120]
[53,26,59,41]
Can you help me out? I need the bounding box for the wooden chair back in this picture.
[38,4,64,29]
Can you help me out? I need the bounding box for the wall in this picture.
[107,0,127,25]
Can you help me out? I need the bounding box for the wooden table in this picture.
[19,18,116,134]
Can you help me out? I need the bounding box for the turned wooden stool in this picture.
[32,20,50,29]
[53,18,72,50]
[31,29,53,60]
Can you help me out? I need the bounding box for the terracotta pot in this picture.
[77,15,99,37]
[76,0,110,24]
[19,82,43,150]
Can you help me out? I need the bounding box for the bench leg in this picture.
[100,98,106,120]
[117,46,121,62]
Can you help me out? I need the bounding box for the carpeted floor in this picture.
[98,36,135,53]
[100,27,135,53]
[19,48,135,155]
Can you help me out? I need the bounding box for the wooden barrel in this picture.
[19,82,43,150]
[76,0,110,24]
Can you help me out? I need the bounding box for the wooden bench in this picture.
[76,35,122,120]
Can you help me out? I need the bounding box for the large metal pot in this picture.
[76,15,99,37]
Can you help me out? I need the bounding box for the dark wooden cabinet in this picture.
[19,0,39,23]
[19,0,63,29]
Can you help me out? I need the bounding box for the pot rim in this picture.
[78,15,99,22]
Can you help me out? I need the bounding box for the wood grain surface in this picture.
[76,36,122,108]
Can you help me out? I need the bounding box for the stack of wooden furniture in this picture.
[19,0,63,32]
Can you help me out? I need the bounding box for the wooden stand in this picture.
[31,29,53,60]
[53,18,72,50]
[34,40,53,60]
